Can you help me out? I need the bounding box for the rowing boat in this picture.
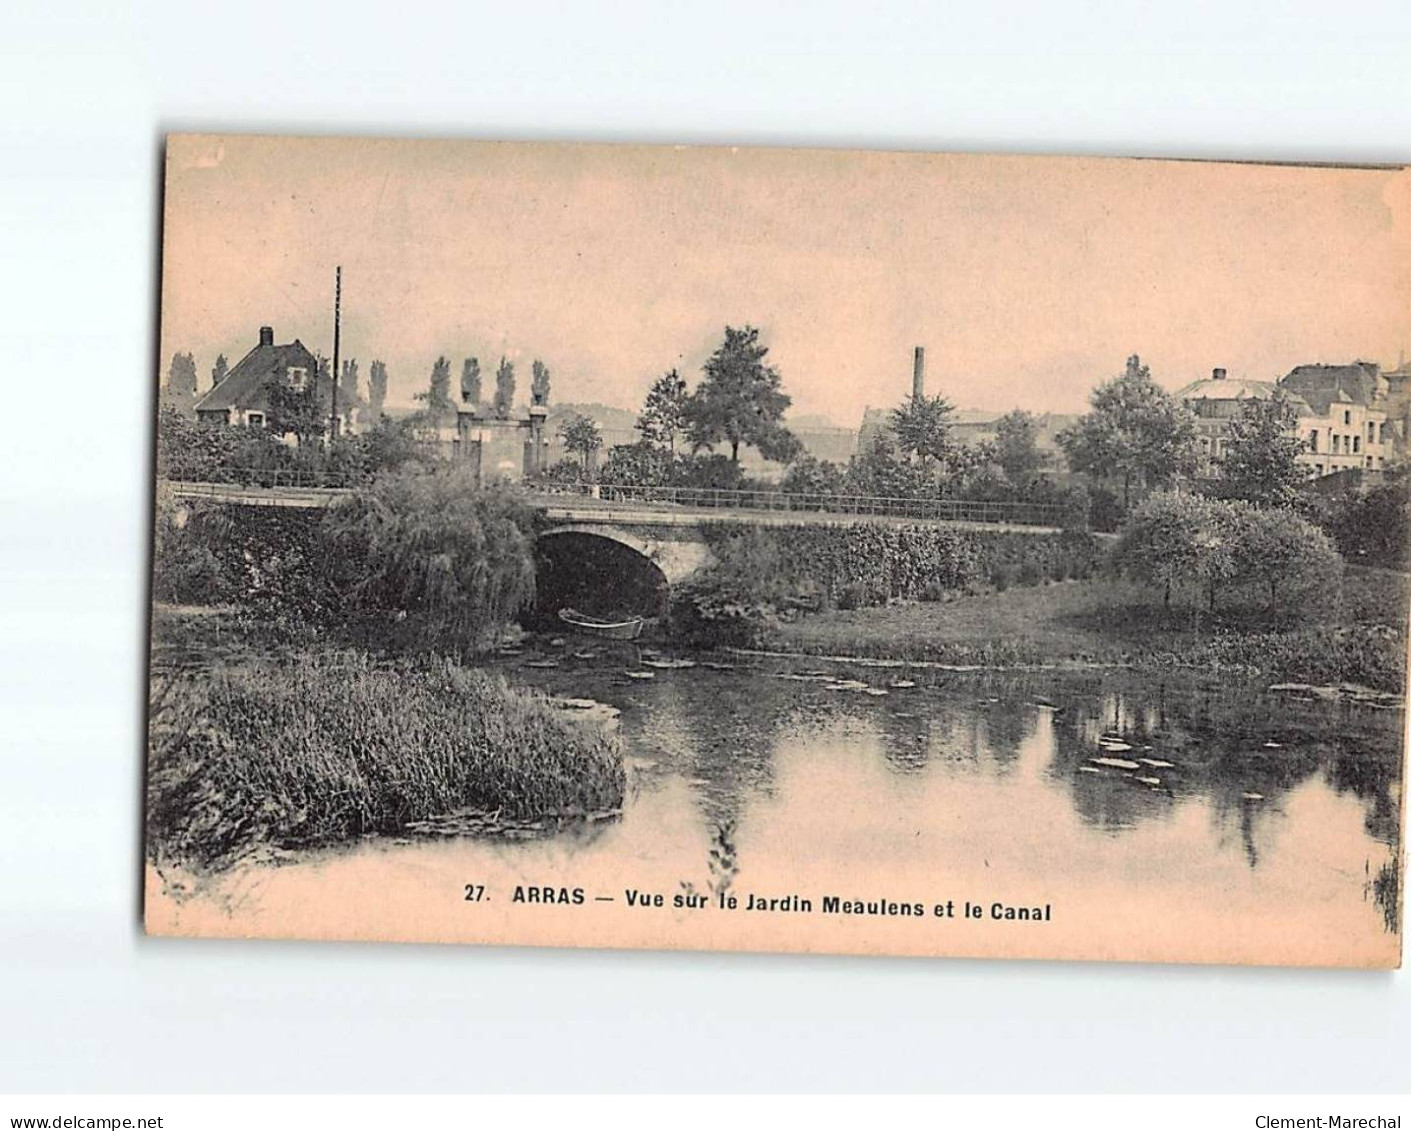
[558,607,645,641]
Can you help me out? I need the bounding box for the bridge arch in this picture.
[531,524,713,623]
[537,524,713,587]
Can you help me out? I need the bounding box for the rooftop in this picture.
[192,327,319,414]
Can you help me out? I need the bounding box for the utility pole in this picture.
[330,265,342,439]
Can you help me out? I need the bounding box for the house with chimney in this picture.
[1176,362,1400,480]
[192,325,354,437]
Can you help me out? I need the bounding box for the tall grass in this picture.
[147,652,624,871]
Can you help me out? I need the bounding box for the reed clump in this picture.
[147,651,624,871]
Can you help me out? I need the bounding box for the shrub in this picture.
[1116,491,1218,609]
[532,458,588,487]
[1119,491,1345,619]
[672,522,1104,642]
[674,453,747,491]
[147,654,625,871]
[1237,507,1343,615]
[781,454,848,499]
[1321,473,1411,571]
[151,484,232,604]
[598,440,674,488]
[156,407,269,483]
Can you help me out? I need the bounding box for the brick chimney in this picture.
[1212,367,1226,380]
[259,326,274,347]
[912,346,926,400]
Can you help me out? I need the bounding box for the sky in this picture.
[160,135,1411,426]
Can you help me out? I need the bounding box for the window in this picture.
[246,412,265,427]
[1315,464,1324,475]
[287,366,309,390]
[1369,422,1376,443]
[1307,429,1318,452]
[1367,456,1374,468]
[1332,435,1340,454]
[1353,435,1361,454]
[1380,422,1388,444]
[1344,410,1352,425]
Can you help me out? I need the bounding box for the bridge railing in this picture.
[162,466,358,490]
[162,469,1071,527]
[535,482,1071,528]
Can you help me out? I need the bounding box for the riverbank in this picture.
[146,636,624,874]
[759,571,1408,691]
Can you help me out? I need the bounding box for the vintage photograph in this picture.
[145,135,1407,966]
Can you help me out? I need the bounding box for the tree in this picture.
[1238,507,1342,613]
[889,392,955,466]
[558,412,602,472]
[530,359,551,407]
[684,325,799,463]
[340,358,360,412]
[1057,354,1198,507]
[460,357,481,405]
[1218,391,1309,507]
[638,369,690,457]
[417,357,454,420]
[994,409,1046,483]
[164,352,198,417]
[494,357,516,420]
[1116,491,1211,609]
[211,354,229,387]
[266,380,326,446]
[845,436,932,499]
[368,360,388,421]
[346,417,423,480]
[939,438,999,491]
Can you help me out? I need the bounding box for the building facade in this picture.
[1175,363,1400,480]
[1281,362,1399,476]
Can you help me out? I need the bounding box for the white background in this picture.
[1,0,1408,1094]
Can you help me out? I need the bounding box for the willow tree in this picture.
[320,466,537,654]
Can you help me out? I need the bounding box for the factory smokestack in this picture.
[912,346,926,401]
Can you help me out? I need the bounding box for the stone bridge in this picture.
[164,480,1068,599]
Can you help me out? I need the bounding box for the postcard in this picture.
[145,134,1406,966]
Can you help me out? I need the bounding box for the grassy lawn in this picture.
[761,568,1408,689]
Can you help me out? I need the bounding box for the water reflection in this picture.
[502,650,1402,944]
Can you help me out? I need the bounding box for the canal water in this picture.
[152,645,1405,967]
